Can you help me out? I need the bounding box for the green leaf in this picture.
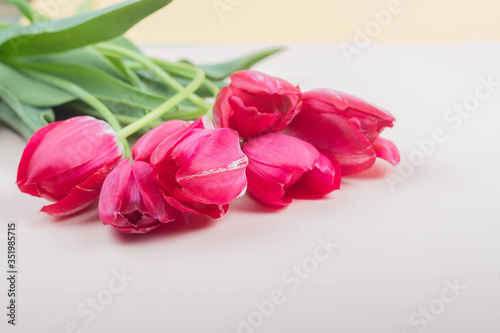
[194,48,284,81]
[0,0,173,57]
[0,82,37,132]
[0,62,75,107]
[0,101,34,140]
[17,62,168,110]
[0,82,55,131]
[17,46,127,80]
[104,54,148,89]
[107,36,143,54]
[173,77,223,98]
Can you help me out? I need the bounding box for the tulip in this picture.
[99,159,179,233]
[213,70,302,140]
[242,132,340,207]
[285,89,399,176]
[16,116,124,216]
[148,117,248,218]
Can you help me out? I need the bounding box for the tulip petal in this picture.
[212,86,233,129]
[41,160,119,217]
[99,159,133,224]
[112,217,164,234]
[230,70,300,96]
[132,161,178,223]
[285,153,337,199]
[303,89,395,142]
[162,195,228,219]
[245,160,291,207]
[37,140,122,201]
[174,129,248,205]
[21,117,123,200]
[243,133,338,206]
[99,160,174,234]
[227,95,281,139]
[213,70,302,140]
[151,117,212,165]
[243,132,319,170]
[154,155,230,218]
[286,113,376,176]
[17,121,61,200]
[27,117,118,181]
[132,120,189,162]
[372,137,400,166]
[303,89,394,121]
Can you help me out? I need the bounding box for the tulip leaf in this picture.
[173,77,223,98]
[0,82,36,132]
[107,37,143,55]
[0,82,55,132]
[103,54,152,90]
[0,101,34,140]
[194,48,284,81]
[0,62,75,107]
[17,62,169,110]
[134,65,222,98]
[0,0,173,57]
[16,47,127,80]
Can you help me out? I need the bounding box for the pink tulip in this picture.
[99,159,179,233]
[16,116,124,216]
[148,117,248,218]
[242,132,340,207]
[213,70,302,140]
[285,89,400,176]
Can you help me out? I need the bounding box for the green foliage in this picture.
[0,0,281,139]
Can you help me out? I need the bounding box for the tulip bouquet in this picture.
[4,0,400,234]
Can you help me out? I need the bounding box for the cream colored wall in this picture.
[32,0,500,44]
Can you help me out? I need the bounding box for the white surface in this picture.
[1,43,500,333]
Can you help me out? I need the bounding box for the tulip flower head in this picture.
[16,116,124,216]
[286,89,400,175]
[242,132,340,207]
[139,117,248,219]
[99,159,179,233]
[213,70,302,140]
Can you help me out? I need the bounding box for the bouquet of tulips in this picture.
[3,0,400,234]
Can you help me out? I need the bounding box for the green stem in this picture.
[152,59,221,96]
[96,43,210,109]
[123,64,147,91]
[116,66,206,140]
[77,106,207,128]
[20,68,132,158]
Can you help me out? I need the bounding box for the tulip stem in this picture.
[96,43,211,109]
[20,68,132,158]
[151,59,221,96]
[115,66,206,140]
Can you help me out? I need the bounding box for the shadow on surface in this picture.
[110,213,217,243]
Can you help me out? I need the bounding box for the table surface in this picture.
[1,43,499,333]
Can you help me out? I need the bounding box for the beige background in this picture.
[28,0,500,44]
